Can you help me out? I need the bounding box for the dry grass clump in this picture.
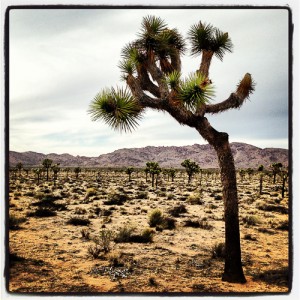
[168,204,187,217]
[114,224,155,243]
[27,208,57,218]
[67,216,91,226]
[187,193,204,205]
[211,242,225,259]
[9,214,27,230]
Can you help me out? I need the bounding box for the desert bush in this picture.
[136,191,148,199]
[243,233,257,241]
[108,252,124,267]
[27,208,57,218]
[94,229,114,253]
[114,224,136,243]
[276,220,289,231]
[242,215,261,226]
[168,204,187,217]
[84,188,97,198]
[24,191,35,197]
[88,244,102,259]
[67,217,90,226]
[187,193,204,205]
[148,209,163,227]
[184,219,201,228]
[198,217,214,230]
[161,217,176,230]
[9,214,27,230]
[81,228,90,240]
[104,192,129,205]
[75,207,87,215]
[257,203,288,214]
[211,242,226,259]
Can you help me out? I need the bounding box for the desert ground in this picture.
[8,168,289,294]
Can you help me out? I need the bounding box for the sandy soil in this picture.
[7,169,290,294]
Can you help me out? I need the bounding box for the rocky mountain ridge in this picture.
[9,142,288,169]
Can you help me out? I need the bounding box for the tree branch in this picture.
[138,66,161,98]
[204,73,254,115]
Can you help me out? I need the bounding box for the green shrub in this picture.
[242,215,260,226]
[104,192,129,205]
[148,209,163,227]
[114,224,136,243]
[187,193,204,205]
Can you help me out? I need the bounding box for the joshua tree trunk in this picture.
[196,118,246,283]
[259,175,263,195]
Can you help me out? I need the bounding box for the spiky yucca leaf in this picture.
[211,30,233,61]
[118,59,136,77]
[88,87,143,132]
[188,22,214,56]
[236,73,255,99]
[164,70,181,91]
[178,73,214,111]
[139,15,167,36]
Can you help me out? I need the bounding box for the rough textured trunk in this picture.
[196,118,246,283]
[199,50,213,77]
[259,175,263,195]
[215,139,246,283]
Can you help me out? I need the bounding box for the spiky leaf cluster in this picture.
[89,87,143,132]
[181,159,200,177]
[177,73,214,111]
[119,16,186,76]
[188,21,233,60]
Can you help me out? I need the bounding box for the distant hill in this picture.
[9,142,288,169]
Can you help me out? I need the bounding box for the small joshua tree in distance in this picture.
[42,158,53,181]
[125,167,134,182]
[181,159,200,184]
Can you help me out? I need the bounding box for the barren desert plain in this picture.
[8,167,289,294]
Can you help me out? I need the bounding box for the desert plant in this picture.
[16,162,23,177]
[9,214,27,230]
[242,215,260,226]
[258,165,264,195]
[212,242,226,259]
[114,224,136,243]
[94,229,114,253]
[42,158,53,181]
[181,159,200,184]
[74,167,81,179]
[81,228,91,240]
[67,217,90,226]
[145,162,162,188]
[168,204,187,217]
[148,209,163,227]
[125,167,134,182]
[104,192,129,205]
[27,208,57,218]
[187,192,204,205]
[88,16,255,283]
[271,162,283,184]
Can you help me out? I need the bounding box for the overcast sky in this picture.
[9,8,289,156]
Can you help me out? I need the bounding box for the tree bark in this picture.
[215,139,246,283]
[196,118,246,283]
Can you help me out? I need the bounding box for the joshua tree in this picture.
[168,168,176,182]
[239,169,246,182]
[271,162,283,184]
[89,16,255,283]
[181,159,200,184]
[42,158,53,181]
[125,167,134,181]
[74,167,81,179]
[33,168,42,185]
[16,162,23,178]
[258,164,264,195]
[51,164,60,186]
[145,162,161,188]
[280,168,288,198]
